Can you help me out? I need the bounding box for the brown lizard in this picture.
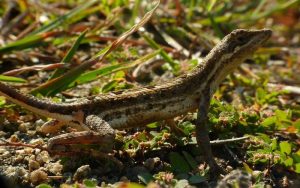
[0,29,272,174]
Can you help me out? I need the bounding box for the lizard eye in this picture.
[236,36,248,44]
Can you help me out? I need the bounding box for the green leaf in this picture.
[83,179,97,188]
[271,139,277,151]
[295,163,300,173]
[292,150,300,163]
[283,157,293,167]
[101,80,118,93]
[146,122,159,129]
[243,162,253,174]
[256,133,271,143]
[182,151,198,169]
[36,184,52,188]
[275,110,289,121]
[279,141,292,155]
[188,175,206,184]
[255,87,266,104]
[0,75,27,83]
[169,152,191,173]
[294,120,300,133]
[206,0,217,11]
[137,172,154,184]
[261,116,276,127]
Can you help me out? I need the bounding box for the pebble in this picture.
[73,165,91,181]
[143,157,160,171]
[2,151,12,158]
[30,138,44,145]
[18,123,28,133]
[119,176,129,182]
[0,148,7,154]
[46,162,63,175]
[29,160,40,171]
[4,166,27,183]
[252,170,262,179]
[24,147,34,154]
[14,154,24,164]
[35,119,45,127]
[9,134,19,142]
[36,151,50,164]
[29,169,48,185]
[226,165,233,172]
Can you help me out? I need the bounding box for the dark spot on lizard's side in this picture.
[125,108,131,116]
[147,103,154,110]
[70,120,80,125]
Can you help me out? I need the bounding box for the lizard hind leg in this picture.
[47,115,115,154]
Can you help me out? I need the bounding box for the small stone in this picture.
[20,115,34,122]
[35,119,45,127]
[24,147,33,154]
[126,166,149,182]
[30,169,48,185]
[16,149,25,155]
[119,176,129,182]
[29,160,40,171]
[36,151,50,164]
[46,162,63,175]
[144,157,160,171]
[0,148,7,154]
[27,130,37,136]
[73,165,91,181]
[4,166,27,183]
[252,170,262,179]
[29,155,36,161]
[30,138,44,145]
[18,123,28,133]
[9,134,19,142]
[226,165,233,172]
[14,154,24,164]
[3,151,12,158]
[217,170,251,188]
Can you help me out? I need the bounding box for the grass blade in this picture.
[49,29,88,80]
[30,0,160,96]
[30,0,97,35]
[0,75,27,83]
[142,34,178,70]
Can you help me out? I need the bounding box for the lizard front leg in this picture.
[196,94,224,176]
[48,115,115,154]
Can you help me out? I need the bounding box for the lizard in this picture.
[0,29,272,174]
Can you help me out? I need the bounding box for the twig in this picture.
[2,63,65,76]
[210,136,249,145]
[267,83,300,95]
[0,138,48,151]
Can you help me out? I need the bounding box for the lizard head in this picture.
[222,29,272,58]
[204,29,272,91]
